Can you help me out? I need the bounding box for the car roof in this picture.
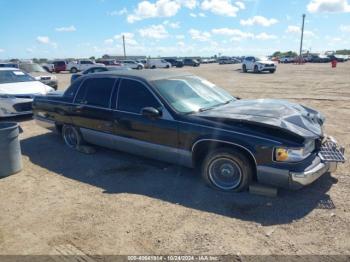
[94,69,193,81]
[0,67,20,71]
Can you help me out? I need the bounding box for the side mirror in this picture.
[141,107,162,119]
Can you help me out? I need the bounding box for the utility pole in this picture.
[122,35,126,59]
[299,14,306,61]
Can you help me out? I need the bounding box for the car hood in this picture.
[257,60,275,65]
[29,72,54,79]
[196,99,325,139]
[0,81,53,95]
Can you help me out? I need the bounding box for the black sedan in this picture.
[33,70,345,192]
[70,66,130,83]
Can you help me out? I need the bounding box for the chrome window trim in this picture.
[191,139,258,167]
[38,100,279,144]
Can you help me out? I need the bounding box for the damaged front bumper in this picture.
[257,137,346,189]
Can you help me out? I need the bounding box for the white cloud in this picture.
[286,25,316,37]
[26,48,33,53]
[240,16,278,27]
[114,32,138,45]
[55,25,76,32]
[176,34,185,39]
[0,48,4,53]
[169,21,180,28]
[340,24,350,32]
[36,36,58,48]
[212,28,254,40]
[188,29,211,41]
[199,12,206,17]
[104,39,114,45]
[37,36,50,44]
[190,12,197,17]
[108,8,127,16]
[127,0,183,23]
[177,41,185,47]
[307,0,350,13]
[255,32,278,40]
[201,0,240,17]
[177,0,197,9]
[235,1,245,9]
[139,25,169,39]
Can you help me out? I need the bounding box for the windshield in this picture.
[256,57,268,61]
[152,76,235,114]
[20,63,46,73]
[0,70,35,84]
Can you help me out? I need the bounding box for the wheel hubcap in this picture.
[63,127,78,148]
[208,158,242,190]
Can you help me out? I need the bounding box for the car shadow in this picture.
[20,132,337,226]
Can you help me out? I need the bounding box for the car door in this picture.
[71,76,118,147]
[245,57,253,70]
[112,78,182,164]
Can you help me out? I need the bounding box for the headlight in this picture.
[274,140,315,162]
[50,75,57,80]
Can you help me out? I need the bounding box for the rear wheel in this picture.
[151,65,156,69]
[70,67,78,73]
[137,65,142,70]
[242,64,247,73]
[201,148,253,192]
[62,125,83,149]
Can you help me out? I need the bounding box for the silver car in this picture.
[19,63,58,90]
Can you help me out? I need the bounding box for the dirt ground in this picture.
[0,63,349,256]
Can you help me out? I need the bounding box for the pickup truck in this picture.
[67,60,105,73]
[32,70,345,192]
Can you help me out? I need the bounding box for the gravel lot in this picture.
[0,63,349,256]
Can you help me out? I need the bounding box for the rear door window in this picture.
[75,78,116,108]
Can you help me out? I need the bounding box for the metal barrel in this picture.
[0,122,23,177]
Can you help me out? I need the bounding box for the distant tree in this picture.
[336,49,350,55]
[272,51,298,57]
[89,56,96,60]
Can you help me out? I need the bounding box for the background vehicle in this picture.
[163,58,184,67]
[96,59,122,66]
[0,68,54,117]
[0,63,19,69]
[70,66,130,83]
[53,60,67,73]
[147,59,171,69]
[19,63,58,90]
[67,60,105,73]
[328,54,346,62]
[279,56,295,63]
[242,56,277,73]
[33,70,345,192]
[183,58,200,67]
[218,57,240,64]
[310,55,331,63]
[118,60,144,70]
[42,62,55,73]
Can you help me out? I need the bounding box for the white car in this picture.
[242,56,277,73]
[0,68,54,117]
[19,63,58,90]
[67,60,105,73]
[147,59,171,69]
[119,60,144,70]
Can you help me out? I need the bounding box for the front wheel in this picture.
[70,67,78,73]
[137,65,142,70]
[254,65,259,73]
[242,64,247,73]
[62,125,84,149]
[202,148,253,192]
[270,69,276,73]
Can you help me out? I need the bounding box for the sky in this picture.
[0,0,349,59]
